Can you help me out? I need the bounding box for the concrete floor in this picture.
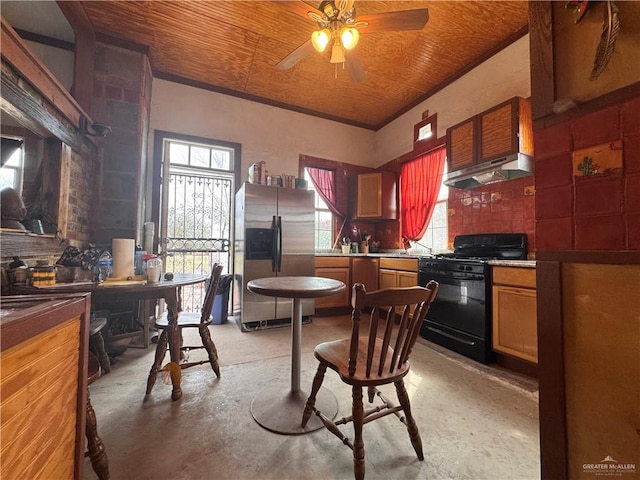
[84,315,540,480]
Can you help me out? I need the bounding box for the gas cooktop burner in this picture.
[437,233,528,261]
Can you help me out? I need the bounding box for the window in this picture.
[414,165,448,253]
[0,140,24,192]
[305,168,333,250]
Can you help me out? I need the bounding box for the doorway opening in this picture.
[153,131,241,312]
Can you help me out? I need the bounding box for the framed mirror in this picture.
[1,109,62,235]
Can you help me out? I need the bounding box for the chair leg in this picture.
[199,325,220,377]
[367,386,376,403]
[89,332,111,374]
[352,385,365,480]
[395,379,424,461]
[145,329,168,395]
[301,363,327,427]
[86,387,109,479]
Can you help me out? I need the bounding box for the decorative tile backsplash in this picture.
[447,177,536,251]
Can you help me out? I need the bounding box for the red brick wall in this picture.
[447,178,536,251]
[534,96,640,251]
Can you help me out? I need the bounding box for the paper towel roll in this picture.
[143,221,155,253]
[112,238,135,278]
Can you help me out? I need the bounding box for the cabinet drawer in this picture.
[493,266,536,288]
[379,257,418,272]
[315,256,350,268]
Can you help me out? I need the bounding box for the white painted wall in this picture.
[25,41,74,91]
[149,80,376,178]
[150,35,531,175]
[375,35,532,165]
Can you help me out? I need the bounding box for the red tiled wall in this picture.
[447,178,536,251]
[534,96,640,251]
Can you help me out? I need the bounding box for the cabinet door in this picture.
[447,117,476,170]
[480,100,515,161]
[355,172,396,220]
[352,257,379,292]
[357,173,382,218]
[492,285,538,363]
[397,271,417,288]
[315,267,350,308]
[379,268,397,290]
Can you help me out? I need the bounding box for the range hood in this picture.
[444,153,534,189]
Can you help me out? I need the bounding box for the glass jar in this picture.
[146,257,162,283]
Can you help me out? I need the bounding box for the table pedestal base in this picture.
[251,384,338,435]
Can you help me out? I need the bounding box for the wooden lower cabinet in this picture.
[351,257,379,293]
[492,266,537,364]
[379,258,418,290]
[1,294,91,480]
[379,269,397,290]
[315,256,350,308]
[379,258,418,315]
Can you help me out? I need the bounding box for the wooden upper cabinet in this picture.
[447,117,477,170]
[446,97,533,171]
[354,172,396,221]
[479,97,533,162]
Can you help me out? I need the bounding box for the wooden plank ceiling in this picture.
[79,1,529,130]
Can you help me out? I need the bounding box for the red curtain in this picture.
[305,166,346,218]
[400,146,446,241]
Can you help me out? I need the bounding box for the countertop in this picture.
[315,252,423,258]
[316,253,537,267]
[487,260,536,268]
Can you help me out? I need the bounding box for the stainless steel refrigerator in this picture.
[233,182,315,331]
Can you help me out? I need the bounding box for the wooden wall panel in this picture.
[0,319,81,480]
[562,263,640,478]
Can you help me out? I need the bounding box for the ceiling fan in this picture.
[275,0,429,82]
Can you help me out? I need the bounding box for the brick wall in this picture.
[65,147,96,242]
[91,43,152,245]
[535,96,640,251]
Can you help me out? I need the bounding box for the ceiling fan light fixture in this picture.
[311,29,331,52]
[340,26,359,50]
[330,43,345,64]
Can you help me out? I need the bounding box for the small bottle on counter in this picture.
[98,250,113,282]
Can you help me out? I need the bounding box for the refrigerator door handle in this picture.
[271,216,277,272]
[277,216,283,272]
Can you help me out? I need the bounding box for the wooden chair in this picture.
[86,351,109,479]
[85,317,110,478]
[302,281,439,480]
[145,264,223,396]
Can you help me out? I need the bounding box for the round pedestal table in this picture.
[247,276,346,435]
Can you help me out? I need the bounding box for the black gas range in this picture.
[418,233,527,363]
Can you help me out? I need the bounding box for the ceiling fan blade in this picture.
[358,8,429,33]
[345,52,366,83]
[270,1,323,20]
[276,39,315,70]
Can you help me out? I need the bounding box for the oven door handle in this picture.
[420,270,485,282]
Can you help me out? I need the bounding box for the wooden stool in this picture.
[86,351,109,479]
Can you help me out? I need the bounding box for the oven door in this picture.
[418,265,493,363]
[419,268,487,337]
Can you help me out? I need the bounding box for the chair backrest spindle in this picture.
[348,281,439,379]
[200,263,223,324]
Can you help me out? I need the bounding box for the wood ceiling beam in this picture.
[56,1,95,113]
